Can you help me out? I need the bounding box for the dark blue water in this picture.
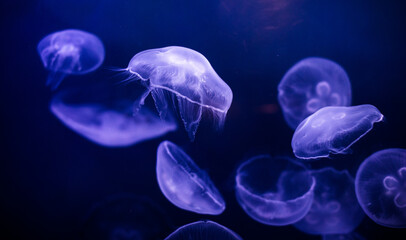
[1,0,406,239]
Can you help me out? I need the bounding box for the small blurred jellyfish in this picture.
[50,88,176,147]
[164,220,242,240]
[294,168,364,235]
[235,155,315,226]
[292,104,384,160]
[323,232,365,240]
[355,148,406,228]
[80,194,171,240]
[37,29,105,89]
[278,57,352,129]
[156,140,225,215]
[120,46,233,140]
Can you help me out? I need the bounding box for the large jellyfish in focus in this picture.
[294,168,364,235]
[80,194,171,240]
[37,29,105,89]
[235,155,315,226]
[156,140,225,215]
[123,46,233,140]
[164,220,242,240]
[278,57,352,129]
[355,148,406,228]
[50,89,176,147]
[292,104,384,160]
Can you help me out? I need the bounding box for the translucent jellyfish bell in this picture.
[50,89,176,147]
[292,104,384,160]
[164,220,243,240]
[156,141,225,215]
[37,29,105,89]
[235,155,315,226]
[294,168,364,235]
[355,148,406,228]
[278,57,352,129]
[124,46,233,140]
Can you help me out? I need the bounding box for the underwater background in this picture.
[1,0,406,239]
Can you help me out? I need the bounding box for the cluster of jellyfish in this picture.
[37,29,405,239]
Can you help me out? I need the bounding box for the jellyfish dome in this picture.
[164,220,242,240]
[37,29,105,89]
[156,141,225,215]
[292,104,384,160]
[294,168,364,235]
[125,46,233,140]
[355,148,406,228]
[50,90,176,147]
[235,155,315,226]
[278,57,352,129]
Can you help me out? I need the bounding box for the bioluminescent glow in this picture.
[292,104,384,160]
[294,168,364,235]
[50,91,176,147]
[278,57,352,129]
[37,29,105,89]
[122,46,233,140]
[156,141,225,215]
[235,155,315,226]
[164,220,242,240]
[355,148,406,228]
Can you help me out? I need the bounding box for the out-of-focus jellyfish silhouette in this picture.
[278,57,352,129]
[80,194,171,240]
[323,232,365,240]
[50,87,176,147]
[37,29,105,89]
[292,104,384,160]
[355,148,406,228]
[294,168,364,235]
[122,46,233,140]
[164,220,242,240]
[156,140,225,215]
[235,155,315,226]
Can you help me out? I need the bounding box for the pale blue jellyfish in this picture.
[278,57,352,129]
[235,155,315,226]
[294,168,364,235]
[50,90,176,147]
[37,29,105,89]
[80,194,171,240]
[355,148,406,228]
[156,140,225,215]
[292,104,384,160]
[164,220,242,240]
[122,46,233,140]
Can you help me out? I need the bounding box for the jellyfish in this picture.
[278,57,352,129]
[80,194,171,240]
[294,168,364,235]
[164,220,242,240]
[292,104,384,160]
[37,29,105,89]
[121,46,233,140]
[50,88,176,147]
[156,140,225,215]
[235,155,315,226]
[355,148,406,228]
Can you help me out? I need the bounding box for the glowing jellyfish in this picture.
[156,140,225,215]
[164,220,242,240]
[292,104,384,160]
[355,148,406,228]
[278,57,352,129]
[37,29,105,89]
[235,155,315,226]
[50,90,176,147]
[122,46,233,140]
[294,168,364,235]
[80,194,171,240]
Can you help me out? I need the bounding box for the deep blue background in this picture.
[1,0,406,239]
